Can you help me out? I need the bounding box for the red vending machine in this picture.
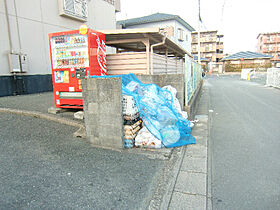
[48,27,106,109]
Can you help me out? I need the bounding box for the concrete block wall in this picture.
[82,77,123,149]
[138,74,185,107]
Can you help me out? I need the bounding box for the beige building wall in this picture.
[191,31,224,63]
[0,0,118,76]
[257,32,280,60]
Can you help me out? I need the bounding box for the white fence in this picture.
[266,68,280,88]
[185,55,203,104]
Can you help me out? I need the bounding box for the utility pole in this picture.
[198,21,201,64]
[198,0,201,64]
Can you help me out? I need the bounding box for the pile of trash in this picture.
[122,95,143,148]
[121,74,195,148]
[122,95,162,148]
[91,73,195,148]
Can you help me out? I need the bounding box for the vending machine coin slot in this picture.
[75,68,86,79]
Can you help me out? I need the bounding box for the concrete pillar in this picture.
[82,77,123,149]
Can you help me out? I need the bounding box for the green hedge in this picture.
[225,63,272,72]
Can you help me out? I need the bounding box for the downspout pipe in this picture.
[150,36,167,75]
[4,0,13,52]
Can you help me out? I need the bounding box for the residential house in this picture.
[222,51,272,72]
[117,13,195,54]
[0,0,120,97]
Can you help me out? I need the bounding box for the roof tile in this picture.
[222,51,273,60]
[117,13,195,32]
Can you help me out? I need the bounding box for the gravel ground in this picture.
[0,113,164,209]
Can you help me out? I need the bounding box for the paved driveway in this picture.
[0,113,164,209]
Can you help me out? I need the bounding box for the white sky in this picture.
[116,0,280,54]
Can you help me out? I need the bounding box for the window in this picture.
[186,34,188,42]
[178,28,184,41]
[103,0,115,5]
[58,0,88,22]
[192,35,197,43]
[192,45,197,52]
[205,44,209,51]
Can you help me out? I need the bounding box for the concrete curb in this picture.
[149,116,209,208]
[156,114,209,210]
[207,110,213,210]
[147,147,185,210]
[164,80,211,210]
[160,147,186,210]
[148,80,206,209]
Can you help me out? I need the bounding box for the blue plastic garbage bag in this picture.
[90,73,195,148]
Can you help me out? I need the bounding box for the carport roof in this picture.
[98,28,192,58]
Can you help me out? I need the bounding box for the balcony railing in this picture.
[216,44,224,50]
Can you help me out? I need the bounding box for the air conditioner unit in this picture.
[58,0,88,22]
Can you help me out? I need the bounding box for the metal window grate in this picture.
[103,0,115,5]
[60,0,88,21]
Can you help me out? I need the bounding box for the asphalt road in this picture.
[207,75,280,209]
[0,113,164,209]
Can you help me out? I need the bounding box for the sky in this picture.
[116,0,280,54]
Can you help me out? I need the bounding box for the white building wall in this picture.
[174,21,192,53]
[0,0,117,76]
[123,20,176,43]
[123,20,192,54]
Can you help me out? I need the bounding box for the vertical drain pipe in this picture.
[4,0,18,95]
[4,0,13,52]
[13,0,22,52]
[150,36,166,75]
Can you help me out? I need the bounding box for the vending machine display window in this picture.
[50,34,89,69]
